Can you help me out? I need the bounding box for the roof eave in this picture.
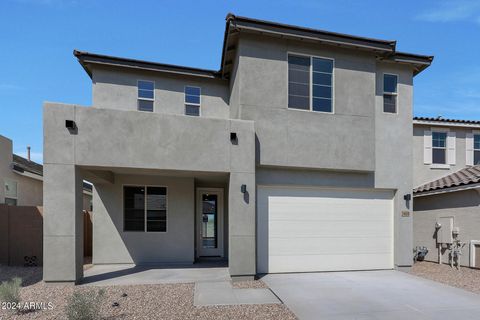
[414,182,480,198]
[74,50,223,80]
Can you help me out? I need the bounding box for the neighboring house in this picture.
[0,134,93,208]
[1,135,43,206]
[413,118,480,267]
[42,13,433,283]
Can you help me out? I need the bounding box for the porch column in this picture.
[43,164,84,282]
[43,103,83,283]
[228,120,256,279]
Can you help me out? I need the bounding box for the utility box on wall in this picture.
[436,217,454,244]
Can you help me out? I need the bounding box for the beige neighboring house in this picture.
[413,117,480,268]
[0,134,92,209]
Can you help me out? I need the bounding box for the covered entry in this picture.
[257,186,394,273]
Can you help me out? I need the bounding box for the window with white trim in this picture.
[137,80,154,112]
[124,186,167,232]
[288,54,333,113]
[4,179,17,206]
[475,134,480,165]
[185,86,201,116]
[383,74,397,113]
[432,132,447,164]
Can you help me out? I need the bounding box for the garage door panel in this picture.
[269,254,393,273]
[269,237,392,256]
[257,186,394,273]
[269,220,392,238]
[269,200,391,221]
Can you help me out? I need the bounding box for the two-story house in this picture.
[413,117,480,267]
[43,14,433,283]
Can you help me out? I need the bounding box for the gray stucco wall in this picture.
[93,174,194,264]
[413,124,472,187]
[413,190,480,267]
[43,102,256,281]
[0,135,43,206]
[234,34,376,172]
[92,66,230,119]
[235,33,415,268]
[374,62,414,268]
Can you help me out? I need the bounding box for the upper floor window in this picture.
[474,134,480,165]
[383,74,398,113]
[185,86,201,116]
[137,80,154,112]
[288,54,333,113]
[124,186,167,232]
[432,132,447,164]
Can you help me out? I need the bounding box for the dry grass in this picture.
[411,261,480,294]
[0,266,296,320]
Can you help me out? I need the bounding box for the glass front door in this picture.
[202,194,218,249]
[197,188,224,257]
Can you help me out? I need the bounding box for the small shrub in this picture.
[0,277,22,305]
[65,288,105,320]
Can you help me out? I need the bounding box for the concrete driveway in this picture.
[262,270,480,320]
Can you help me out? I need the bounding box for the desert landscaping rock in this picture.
[0,266,296,320]
[411,261,480,294]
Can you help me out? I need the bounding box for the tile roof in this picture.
[12,154,43,176]
[413,117,480,125]
[414,165,480,194]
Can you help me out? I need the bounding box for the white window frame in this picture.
[4,178,18,205]
[431,128,449,167]
[137,80,155,112]
[287,52,335,114]
[474,132,480,165]
[184,85,201,116]
[382,73,399,115]
[123,184,168,233]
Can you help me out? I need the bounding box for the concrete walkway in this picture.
[262,270,480,320]
[194,281,280,306]
[82,263,230,285]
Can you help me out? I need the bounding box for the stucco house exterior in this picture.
[0,134,93,209]
[43,14,433,283]
[1,135,43,206]
[413,117,480,267]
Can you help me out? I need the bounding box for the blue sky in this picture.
[1,0,479,163]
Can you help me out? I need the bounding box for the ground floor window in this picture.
[124,186,167,232]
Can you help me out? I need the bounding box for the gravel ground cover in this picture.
[0,266,296,320]
[410,261,480,294]
[231,280,268,289]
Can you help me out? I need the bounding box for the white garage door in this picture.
[257,186,394,273]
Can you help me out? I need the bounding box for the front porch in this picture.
[82,261,230,286]
[43,103,256,283]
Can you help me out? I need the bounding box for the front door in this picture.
[196,188,224,257]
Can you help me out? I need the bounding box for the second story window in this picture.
[432,132,447,164]
[137,80,154,112]
[185,86,201,116]
[475,134,480,165]
[383,74,398,113]
[288,54,333,113]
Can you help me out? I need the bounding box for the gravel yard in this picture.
[0,266,296,320]
[411,261,480,294]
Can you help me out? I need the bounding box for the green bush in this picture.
[0,277,22,305]
[65,288,105,320]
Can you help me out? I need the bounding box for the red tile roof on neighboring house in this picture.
[414,165,480,194]
[413,117,480,125]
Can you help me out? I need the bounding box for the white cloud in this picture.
[15,151,43,164]
[416,0,480,23]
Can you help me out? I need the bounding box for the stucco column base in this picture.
[43,164,84,283]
